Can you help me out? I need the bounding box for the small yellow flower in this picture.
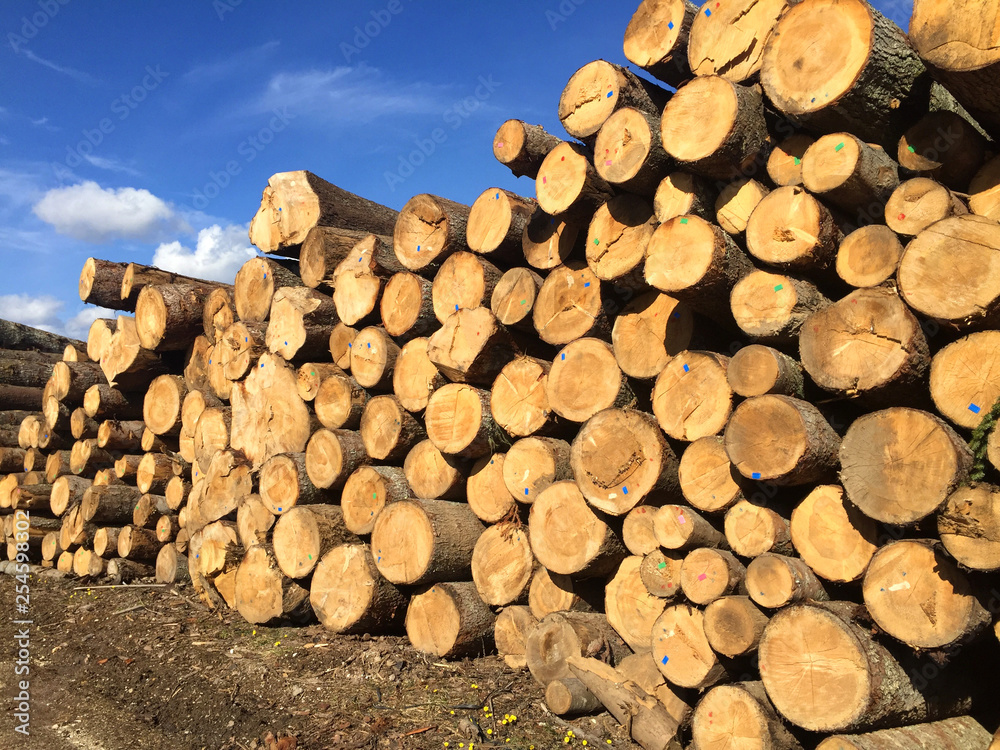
[274,641,280,646]
[486,729,492,735]
[483,706,489,712]
[471,684,478,689]
[449,710,455,715]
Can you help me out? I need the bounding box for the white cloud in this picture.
[184,41,281,84]
[80,154,141,176]
[32,181,187,243]
[153,224,256,283]
[64,306,115,340]
[18,49,101,86]
[0,293,65,333]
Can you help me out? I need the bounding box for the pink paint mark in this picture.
[698,573,707,581]
[678,515,686,524]
[605,160,612,166]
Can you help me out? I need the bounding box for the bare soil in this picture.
[0,573,637,750]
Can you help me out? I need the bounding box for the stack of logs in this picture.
[5,0,1000,747]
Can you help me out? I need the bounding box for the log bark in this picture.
[310,544,406,634]
[467,188,536,265]
[234,543,311,624]
[0,318,85,354]
[493,119,563,180]
[724,395,841,485]
[405,581,495,659]
[117,524,161,561]
[83,384,142,420]
[81,484,142,525]
[79,258,132,310]
[624,0,697,87]
[652,351,733,441]
[273,504,354,579]
[545,677,602,716]
[746,553,829,609]
[840,407,972,525]
[371,498,484,585]
[248,170,398,256]
[801,133,900,214]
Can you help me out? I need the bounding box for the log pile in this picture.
[5,0,1000,746]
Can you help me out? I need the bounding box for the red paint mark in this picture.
[898,213,906,220]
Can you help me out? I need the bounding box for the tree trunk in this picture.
[536,142,615,219]
[678,435,746,513]
[402,440,465,501]
[817,716,993,750]
[427,307,519,385]
[493,119,564,180]
[558,60,669,145]
[646,215,754,326]
[79,258,133,310]
[930,330,1000,429]
[84,384,142,420]
[528,480,627,578]
[299,226,389,289]
[679,547,746,605]
[899,110,989,191]
[50,475,89,517]
[725,395,841,485]
[533,262,611,345]
[266,286,339,361]
[862,539,990,649]
[82,484,142,525]
[0,318,85,354]
[746,553,828,609]
[100,315,168,390]
[491,267,545,333]
[790,484,879,583]
[155,514,176,543]
[132,493,169,529]
[341,465,412,535]
[724,500,793,557]
[663,76,768,179]
[596,108,676,197]
[527,610,629,686]
[716,177,770,236]
[545,677,603,717]
[425,383,506,460]
[348,326,400,392]
[745,186,843,274]
[623,506,659,556]
[371,498,484,585]
[938,483,1000,572]
[391,337,445,414]
[117,524,161,561]
[359,395,426,462]
[653,504,726,551]
[703,595,769,657]
[466,453,517,524]
[405,581,495,659]
[606,555,668,650]
[652,603,728,688]
[495,605,539,669]
[801,132,900,214]
[571,408,680,515]
[198,449,253,528]
[248,170,398,256]
[767,134,815,187]
[96,419,144,451]
[431,251,503,324]
[503,437,572,502]
[0,354,55,389]
[392,193,471,275]
[70,440,116,476]
[272,504,353,579]
[728,345,804,398]
[884,177,967,237]
[471,522,534,606]
[135,284,210,351]
[522,208,587,270]
[310,543,406,634]
[652,351,733,441]
[234,543,311,624]
[840,407,972,525]
[155,541,189,583]
[380,272,436,341]
[624,0,696,86]
[259,451,331,515]
[233,256,302,324]
[692,682,803,750]
[467,188,536,265]
[304,429,368,490]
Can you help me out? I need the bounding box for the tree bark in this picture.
[493,119,564,180]
[310,543,406,635]
[405,581,495,659]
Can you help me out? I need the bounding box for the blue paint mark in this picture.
[606,91,613,98]
[524,488,529,496]
[260,363,264,368]
[970,403,982,414]
[245,337,248,343]
[668,21,674,29]
[348,342,352,347]
[752,472,761,479]
[561,353,566,360]
[367,343,371,348]
[209,360,212,364]
[495,192,500,200]
[584,282,590,288]
[661,655,669,664]
[683,364,689,372]
[455,304,459,311]
[278,507,282,511]
[704,8,711,15]
[622,487,628,495]
[263,273,267,279]
[417,245,421,252]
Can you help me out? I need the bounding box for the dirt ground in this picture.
[0,572,639,750]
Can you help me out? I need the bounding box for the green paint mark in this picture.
[793,157,801,166]
[835,142,845,152]
[658,562,666,569]
[593,238,600,245]
[311,371,315,376]
[373,492,377,499]
[680,218,688,224]
[907,145,916,153]
[520,300,526,305]
[774,284,783,292]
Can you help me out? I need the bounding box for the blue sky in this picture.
[0,0,913,338]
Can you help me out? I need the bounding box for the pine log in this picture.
[136,452,182,495]
[836,225,904,288]
[79,258,132,310]
[380,272,436,341]
[233,256,302,323]
[40,532,62,563]
[938,484,1000,571]
[295,362,344,402]
[840,407,972,524]
[359,395,425,462]
[349,326,399,392]
[759,601,972,732]
[746,553,828,609]
[724,500,793,557]
[0,354,55,389]
[767,134,814,187]
[528,566,600,619]
[716,177,770,235]
[196,449,252,529]
[96,419,142,452]
[155,514,176,543]
[83,384,142,420]
[51,473,90,517]
[329,261,382,328]
[503,437,572,502]
[371,498,484,585]
[817,716,993,750]
[431,251,502,323]
[558,60,669,145]
[86,318,115,363]
[192,407,230,475]
[425,383,505,460]
[493,119,563,180]
[611,291,693,381]
[142,375,187,437]
[135,284,210,351]
[801,133,900,214]
[662,76,768,179]
[528,480,627,578]
[117,524,160,561]
[266,286,338,361]
[466,188,536,265]
[745,186,843,274]
[654,171,716,223]
[304,428,368,490]
[82,484,142,525]
[491,267,544,332]
[605,555,667,650]
[903,109,991,198]
[11,484,52,513]
[236,493,274,549]
[970,155,1000,222]
[328,323,357,371]
[233,543,311,624]
[549,339,634,424]
[622,506,660,557]
[703,595,769,658]
[640,548,684,599]
[70,440,116,476]
[202,286,235,344]
[392,337,446,414]
[651,603,728,689]
[680,547,746,605]
[652,351,733,441]
[761,0,949,146]
[313,371,368,431]
[727,345,804,399]
[259,451,332,515]
[273,505,353,579]
[0,447,26,474]
[545,677,602,717]
[100,315,168,389]
[248,170,398,256]
[584,195,657,289]
[790,484,878,583]
[623,0,697,87]
[595,108,675,196]
[526,610,629,686]
[132,493,169,529]
[402,440,465,502]
[310,544,406,634]
[113,454,142,482]
[930,331,1000,430]
[106,557,153,583]
[44,451,73,485]
[471,522,534,606]
[885,177,967,236]
[645,214,754,325]
[692,682,803,750]
[535,142,615,219]
[731,271,829,345]
[466,453,517,524]
[405,581,495,659]
[155,541,188,583]
[863,539,990,649]
[522,208,586,270]
[0,318,85,354]
[533,262,611,346]
[725,395,841,485]
[73,548,107,578]
[341,465,411,535]
[572,408,680,515]
[392,193,471,274]
[653,504,726,551]
[299,226,388,290]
